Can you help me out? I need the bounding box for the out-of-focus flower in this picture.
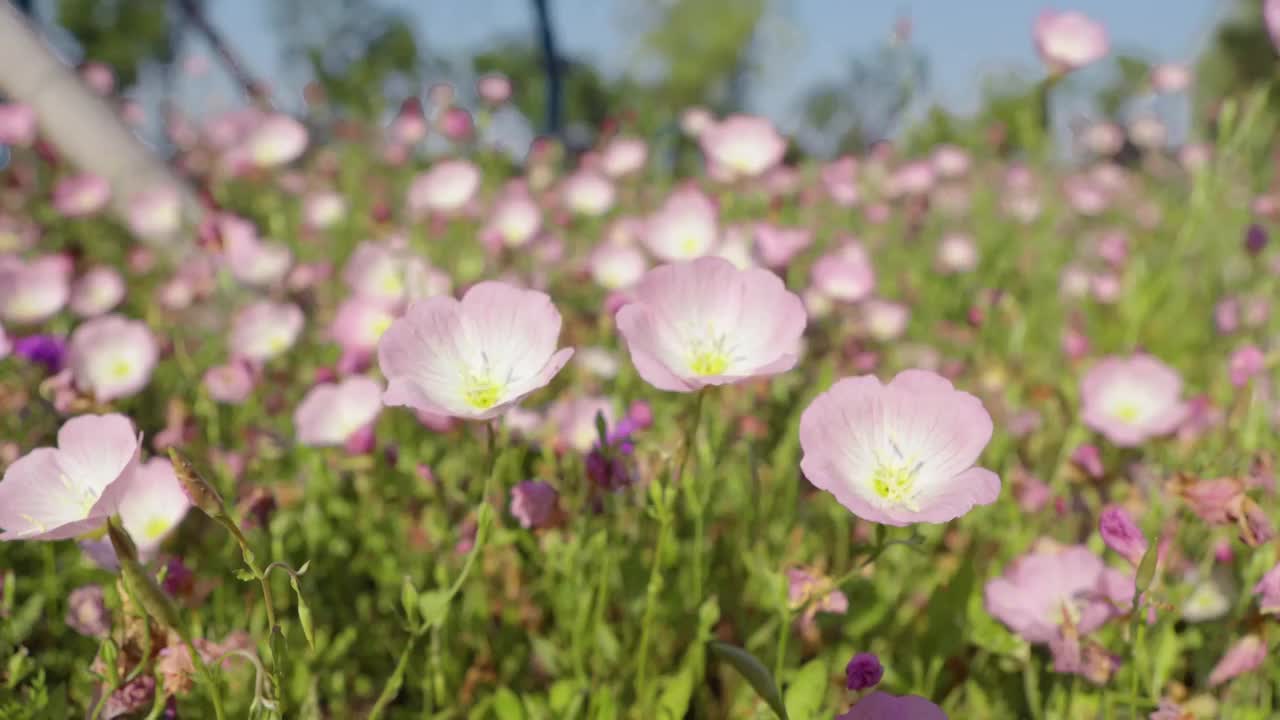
[12,333,66,372]
[230,300,305,361]
[330,296,395,364]
[547,395,615,454]
[379,282,573,420]
[477,73,512,105]
[70,266,126,317]
[561,169,616,217]
[1150,63,1191,93]
[589,243,647,291]
[812,243,875,303]
[932,145,970,178]
[1228,345,1266,387]
[1208,635,1267,687]
[203,360,255,404]
[485,186,542,250]
[246,113,308,168]
[1215,298,1240,334]
[408,159,481,215]
[0,414,140,541]
[887,161,936,198]
[643,185,718,262]
[294,376,383,448]
[439,107,474,142]
[616,257,806,392]
[985,544,1130,644]
[600,136,648,178]
[1266,0,1280,52]
[1034,10,1109,73]
[156,631,252,698]
[836,692,946,720]
[0,255,71,324]
[699,114,786,180]
[800,369,999,526]
[1071,444,1104,478]
[753,224,811,268]
[863,299,910,342]
[224,230,292,288]
[126,186,182,240]
[81,62,115,95]
[0,103,36,146]
[937,232,978,274]
[66,585,110,637]
[1099,505,1148,566]
[68,315,159,402]
[680,106,714,137]
[303,191,346,230]
[1081,355,1187,447]
[1181,572,1232,622]
[509,480,558,529]
[845,652,884,691]
[1254,562,1280,615]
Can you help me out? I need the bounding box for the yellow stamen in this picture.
[144,517,170,540]
[463,376,503,410]
[689,350,729,376]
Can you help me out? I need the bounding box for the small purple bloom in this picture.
[509,480,558,529]
[1071,444,1105,478]
[1255,561,1280,615]
[1229,345,1266,388]
[1099,505,1148,566]
[13,333,67,373]
[66,585,110,638]
[1245,223,1269,255]
[845,652,884,691]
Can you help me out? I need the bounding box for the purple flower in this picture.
[1255,562,1280,615]
[1229,345,1266,388]
[1208,635,1267,687]
[836,691,946,720]
[509,480,558,529]
[1071,444,1105,479]
[1245,223,1269,255]
[1099,505,1148,566]
[984,544,1131,644]
[845,652,884,691]
[13,334,67,373]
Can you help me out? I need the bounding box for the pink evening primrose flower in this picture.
[812,243,876,303]
[589,243,648,291]
[1254,562,1280,615]
[330,296,396,359]
[643,185,719,262]
[753,224,812,269]
[547,395,616,453]
[303,191,346,230]
[561,170,616,217]
[203,360,255,404]
[486,188,543,249]
[0,103,37,146]
[294,376,384,447]
[230,301,305,362]
[68,315,159,402]
[377,281,574,421]
[1081,355,1188,447]
[1228,345,1266,388]
[1034,10,1109,73]
[600,136,649,178]
[984,544,1131,644]
[408,159,481,216]
[699,114,786,180]
[615,257,806,392]
[0,414,140,541]
[477,73,512,104]
[225,230,293,288]
[0,254,72,324]
[127,186,182,240]
[836,692,946,720]
[246,113,308,168]
[53,174,111,217]
[800,369,999,526]
[69,266,126,317]
[81,458,191,566]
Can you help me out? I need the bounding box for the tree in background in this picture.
[1195,0,1279,132]
[55,0,176,89]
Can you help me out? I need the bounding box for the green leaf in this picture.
[548,680,579,714]
[234,568,256,582]
[401,576,420,629]
[492,687,526,720]
[418,589,451,629]
[783,658,827,720]
[656,666,695,720]
[709,641,789,720]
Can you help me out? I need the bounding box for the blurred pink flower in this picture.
[303,192,346,230]
[699,114,786,180]
[1150,63,1191,93]
[1071,444,1104,478]
[1081,355,1187,447]
[836,692,946,720]
[753,223,811,268]
[295,376,383,447]
[246,113,308,168]
[600,136,648,178]
[932,145,970,178]
[1229,345,1266,387]
[547,395,615,453]
[0,103,37,146]
[408,159,481,216]
[70,266,126,317]
[616,257,805,392]
[509,480,558,529]
[812,243,876,303]
[81,62,115,94]
[800,369,999,526]
[821,156,860,206]
[679,106,715,138]
[230,300,305,361]
[224,231,292,288]
[863,299,910,342]
[937,232,978,274]
[1254,562,1280,615]
[985,544,1130,644]
[1034,10,1109,73]
[1215,298,1240,334]
[330,296,395,361]
[1266,0,1280,52]
[477,73,512,105]
[486,187,542,249]
[127,186,182,240]
[68,315,158,401]
[53,174,111,217]
[378,282,573,421]
[0,323,8,360]
[589,243,648,291]
[1208,635,1267,687]
[887,161,936,197]
[203,360,255,404]
[66,585,109,637]
[0,414,140,541]
[561,170,616,217]
[344,242,412,307]
[0,254,72,324]
[1099,505,1148,566]
[438,107,474,142]
[643,185,719,262]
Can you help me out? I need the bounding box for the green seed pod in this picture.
[167,448,226,519]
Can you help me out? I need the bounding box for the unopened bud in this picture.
[167,448,225,518]
[109,520,183,631]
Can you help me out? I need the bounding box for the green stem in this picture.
[686,390,709,604]
[774,607,792,682]
[180,627,227,720]
[635,500,673,713]
[368,635,420,720]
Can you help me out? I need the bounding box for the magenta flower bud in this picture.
[1208,635,1266,687]
[1071,444,1104,479]
[1254,562,1280,615]
[1099,505,1148,566]
[845,652,884,691]
[1245,223,1269,255]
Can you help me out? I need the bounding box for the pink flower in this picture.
[0,254,72,324]
[53,174,111,217]
[1229,345,1266,387]
[378,282,574,420]
[836,692,946,720]
[615,257,806,392]
[408,160,481,215]
[303,192,346,230]
[294,376,383,447]
[81,62,115,95]
[0,414,140,541]
[1099,505,1148,566]
[0,323,9,360]
[699,114,786,180]
[70,266,126,317]
[68,315,159,402]
[547,395,615,453]
[1254,562,1280,615]
[561,170,616,217]
[937,232,978,274]
[82,458,191,566]
[887,161,936,197]
[127,186,182,240]
[932,145,971,178]
[486,188,542,249]
[800,369,999,526]
[984,544,1130,644]
[1266,0,1280,52]
[230,301,305,361]
[589,243,648,291]
[1208,635,1267,687]
[753,224,811,268]
[600,136,648,178]
[477,73,512,105]
[330,296,395,360]
[203,361,255,404]
[1081,355,1187,447]
[862,299,910,342]
[1034,10,1109,73]
[0,103,37,146]
[812,243,875,303]
[509,480,558,529]
[643,186,719,262]
[246,113,308,168]
[222,221,292,288]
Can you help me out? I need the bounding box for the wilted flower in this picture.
[0,254,72,324]
[984,544,1130,644]
[294,376,383,448]
[699,114,786,180]
[509,480,559,529]
[643,186,719,262]
[230,301,304,361]
[836,692,946,720]
[0,414,140,541]
[1208,635,1267,687]
[1081,355,1188,447]
[845,652,884,691]
[69,266,126,317]
[616,257,806,392]
[379,282,573,420]
[800,369,999,526]
[408,159,480,215]
[68,315,159,402]
[1099,505,1148,566]
[1034,10,1109,73]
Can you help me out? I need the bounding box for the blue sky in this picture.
[198,0,1223,127]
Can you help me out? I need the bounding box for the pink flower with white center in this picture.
[408,160,480,216]
[600,136,648,178]
[68,315,159,402]
[389,99,427,145]
[863,299,910,342]
[127,186,182,240]
[937,232,978,274]
[812,243,876,303]
[203,361,255,404]
[887,161,936,198]
[932,145,971,178]
[53,174,111,217]
[477,73,512,105]
[715,230,754,270]
[1267,0,1280,52]
[404,259,453,302]
[246,113,307,168]
[615,257,806,392]
[230,301,305,361]
[561,170,616,217]
[343,242,411,307]
[70,266,126,317]
[984,544,1131,644]
[294,376,383,447]
[330,296,395,358]
[303,192,346,230]
[643,186,718,262]
[487,189,542,248]
[1081,355,1188,447]
[0,414,140,541]
[589,243,647,291]
[837,693,946,720]
[1034,10,1109,73]
[82,458,190,564]
[680,106,714,137]
[225,231,292,288]
[547,395,615,453]
[1150,63,1191,93]
[699,114,786,180]
[0,103,36,146]
[1128,115,1167,150]
[800,369,999,526]
[378,282,574,421]
[0,254,71,324]
[1209,635,1267,687]
[753,224,811,268]
[1080,121,1124,156]
[1254,562,1280,615]
[1229,345,1266,388]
